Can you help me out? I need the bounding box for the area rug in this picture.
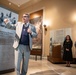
[30,70,59,75]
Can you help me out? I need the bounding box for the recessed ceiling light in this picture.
[18,4,20,7]
[9,3,11,5]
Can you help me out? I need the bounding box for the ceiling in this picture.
[0,0,42,12]
[8,0,30,7]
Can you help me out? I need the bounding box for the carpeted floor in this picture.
[30,69,65,75]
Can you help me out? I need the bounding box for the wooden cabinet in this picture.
[47,45,63,63]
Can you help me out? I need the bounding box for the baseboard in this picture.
[72,58,76,64]
[0,68,15,74]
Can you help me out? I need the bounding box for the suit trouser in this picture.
[15,44,30,75]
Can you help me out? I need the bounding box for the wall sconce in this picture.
[44,24,47,31]
[43,24,47,34]
[43,20,51,34]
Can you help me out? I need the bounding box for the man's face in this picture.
[22,14,29,23]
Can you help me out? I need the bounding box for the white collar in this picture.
[23,22,29,27]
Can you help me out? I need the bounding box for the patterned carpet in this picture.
[30,69,65,75]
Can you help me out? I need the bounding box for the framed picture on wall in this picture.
[30,16,42,49]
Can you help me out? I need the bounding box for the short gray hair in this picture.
[25,13,30,18]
